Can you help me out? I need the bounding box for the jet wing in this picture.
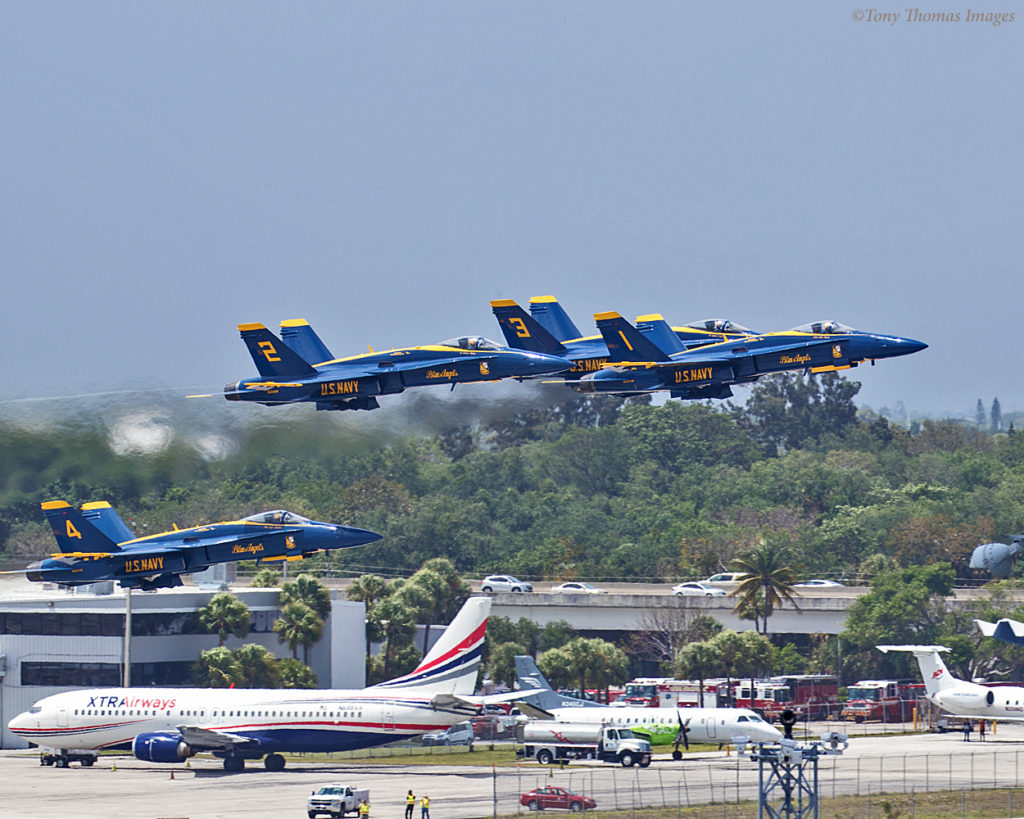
[178,725,261,750]
[166,528,305,549]
[352,354,500,376]
[513,701,555,720]
[429,689,546,711]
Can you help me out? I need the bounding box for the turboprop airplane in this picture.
[512,656,781,754]
[878,644,1024,721]
[17,500,381,590]
[201,319,570,411]
[491,297,756,381]
[8,597,530,771]
[577,313,927,400]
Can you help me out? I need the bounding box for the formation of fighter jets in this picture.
[201,296,927,411]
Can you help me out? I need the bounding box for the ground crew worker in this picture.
[980,719,986,741]
[420,793,430,819]
[405,789,415,819]
[963,720,971,742]
[358,797,369,817]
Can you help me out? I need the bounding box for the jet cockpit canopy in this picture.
[438,336,502,351]
[243,510,313,525]
[792,321,858,335]
[686,319,755,334]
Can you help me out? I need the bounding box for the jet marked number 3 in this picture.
[258,341,281,362]
[508,317,531,338]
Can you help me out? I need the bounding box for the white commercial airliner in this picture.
[9,597,517,771]
[513,656,782,752]
[878,644,1024,721]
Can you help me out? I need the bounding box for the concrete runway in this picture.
[6,725,1024,818]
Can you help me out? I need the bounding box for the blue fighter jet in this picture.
[22,501,381,590]
[576,313,927,400]
[491,297,756,380]
[210,319,570,411]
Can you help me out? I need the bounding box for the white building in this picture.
[0,578,365,749]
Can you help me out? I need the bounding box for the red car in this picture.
[520,787,597,812]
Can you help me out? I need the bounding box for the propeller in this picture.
[671,711,691,760]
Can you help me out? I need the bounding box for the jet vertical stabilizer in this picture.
[279,319,335,365]
[42,501,122,554]
[529,296,583,341]
[877,645,959,696]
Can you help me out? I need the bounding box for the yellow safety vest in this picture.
[407,794,416,805]
[421,797,430,807]
[359,804,369,816]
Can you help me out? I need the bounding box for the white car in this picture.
[551,581,607,594]
[704,572,745,584]
[421,720,474,746]
[794,579,845,588]
[671,581,727,597]
[480,574,533,593]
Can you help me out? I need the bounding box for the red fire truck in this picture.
[733,675,839,721]
[622,678,725,708]
[841,679,922,723]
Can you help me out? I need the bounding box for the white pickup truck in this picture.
[307,784,370,818]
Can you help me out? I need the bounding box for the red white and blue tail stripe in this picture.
[371,597,490,694]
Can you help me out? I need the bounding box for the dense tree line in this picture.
[3,373,1022,587]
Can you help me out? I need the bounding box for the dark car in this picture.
[520,787,597,812]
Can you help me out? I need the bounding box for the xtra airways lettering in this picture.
[87,695,177,709]
[124,556,164,573]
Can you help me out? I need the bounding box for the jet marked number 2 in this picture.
[258,341,281,362]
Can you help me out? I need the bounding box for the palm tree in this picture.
[729,540,801,634]
[194,646,241,687]
[675,641,721,707]
[280,574,331,620]
[250,567,281,588]
[232,643,282,688]
[346,573,391,615]
[279,658,318,689]
[710,630,745,708]
[372,596,417,681]
[199,593,250,646]
[273,600,323,663]
[738,630,775,709]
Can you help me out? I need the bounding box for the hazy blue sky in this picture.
[3,2,1021,418]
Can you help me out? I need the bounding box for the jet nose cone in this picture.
[527,353,571,374]
[903,338,928,355]
[334,525,383,548]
